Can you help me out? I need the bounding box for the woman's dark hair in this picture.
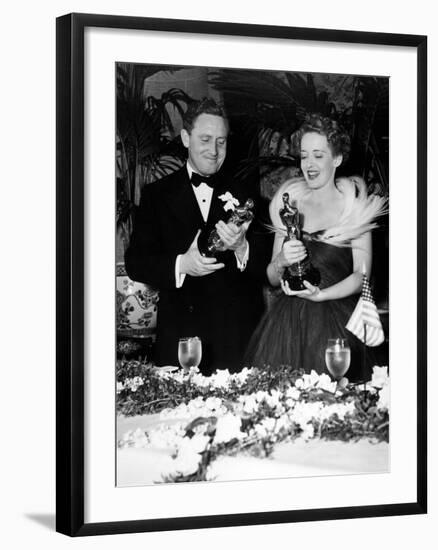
[291,113,351,163]
[182,97,229,133]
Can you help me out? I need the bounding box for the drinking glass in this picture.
[178,337,202,372]
[325,338,351,381]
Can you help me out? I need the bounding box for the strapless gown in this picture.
[244,235,382,382]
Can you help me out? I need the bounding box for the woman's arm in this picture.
[266,234,284,286]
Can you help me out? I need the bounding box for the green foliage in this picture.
[116,360,303,416]
[116,64,194,246]
[209,69,388,194]
[117,360,389,436]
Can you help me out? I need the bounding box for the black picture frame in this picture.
[56,12,427,537]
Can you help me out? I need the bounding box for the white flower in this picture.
[125,376,144,392]
[240,394,259,414]
[300,423,315,440]
[155,369,172,380]
[290,402,322,430]
[319,402,355,422]
[116,381,124,394]
[300,370,321,389]
[285,387,301,401]
[147,423,186,449]
[356,383,377,394]
[255,390,269,403]
[274,414,290,434]
[160,402,192,420]
[371,366,389,389]
[285,398,294,409]
[210,369,232,389]
[179,434,210,454]
[205,396,223,412]
[265,389,282,409]
[233,367,252,385]
[253,422,268,438]
[170,447,202,477]
[316,373,337,394]
[295,371,321,390]
[377,381,390,410]
[167,370,184,384]
[192,420,213,436]
[219,192,240,212]
[186,366,201,378]
[219,191,234,202]
[190,372,210,388]
[205,466,218,482]
[261,417,276,433]
[213,413,244,444]
[118,428,149,449]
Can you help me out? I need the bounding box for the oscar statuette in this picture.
[280,193,320,290]
[198,198,255,258]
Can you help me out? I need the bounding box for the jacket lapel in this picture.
[163,168,205,230]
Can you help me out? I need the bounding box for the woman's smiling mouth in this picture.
[307,170,320,180]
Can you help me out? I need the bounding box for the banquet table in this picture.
[117,413,389,487]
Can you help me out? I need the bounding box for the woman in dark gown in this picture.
[245,115,386,381]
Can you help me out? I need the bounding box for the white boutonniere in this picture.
[219,192,240,212]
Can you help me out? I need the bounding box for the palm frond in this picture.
[234,155,297,181]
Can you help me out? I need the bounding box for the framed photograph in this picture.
[56,12,427,536]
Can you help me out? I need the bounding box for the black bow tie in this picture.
[191,172,216,188]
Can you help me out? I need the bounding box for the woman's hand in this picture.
[280,279,324,301]
[278,239,307,268]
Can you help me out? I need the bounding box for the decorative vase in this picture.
[116,262,159,341]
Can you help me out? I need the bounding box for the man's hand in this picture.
[215,220,250,254]
[179,230,225,277]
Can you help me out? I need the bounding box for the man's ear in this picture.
[181,129,190,148]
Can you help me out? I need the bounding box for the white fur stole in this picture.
[269,175,387,246]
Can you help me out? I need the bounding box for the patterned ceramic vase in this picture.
[116,263,159,340]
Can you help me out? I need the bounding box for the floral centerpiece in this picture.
[117,361,389,483]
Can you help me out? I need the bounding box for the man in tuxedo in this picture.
[125,98,271,375]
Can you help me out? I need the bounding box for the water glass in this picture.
[325,338,351,381]
[178,337,202,372]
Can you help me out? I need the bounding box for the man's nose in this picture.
[208,142,218,156]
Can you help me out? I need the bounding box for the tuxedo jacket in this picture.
[125,167,272,375]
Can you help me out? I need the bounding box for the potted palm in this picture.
[116,63,193,347]
[209,69,388,198]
